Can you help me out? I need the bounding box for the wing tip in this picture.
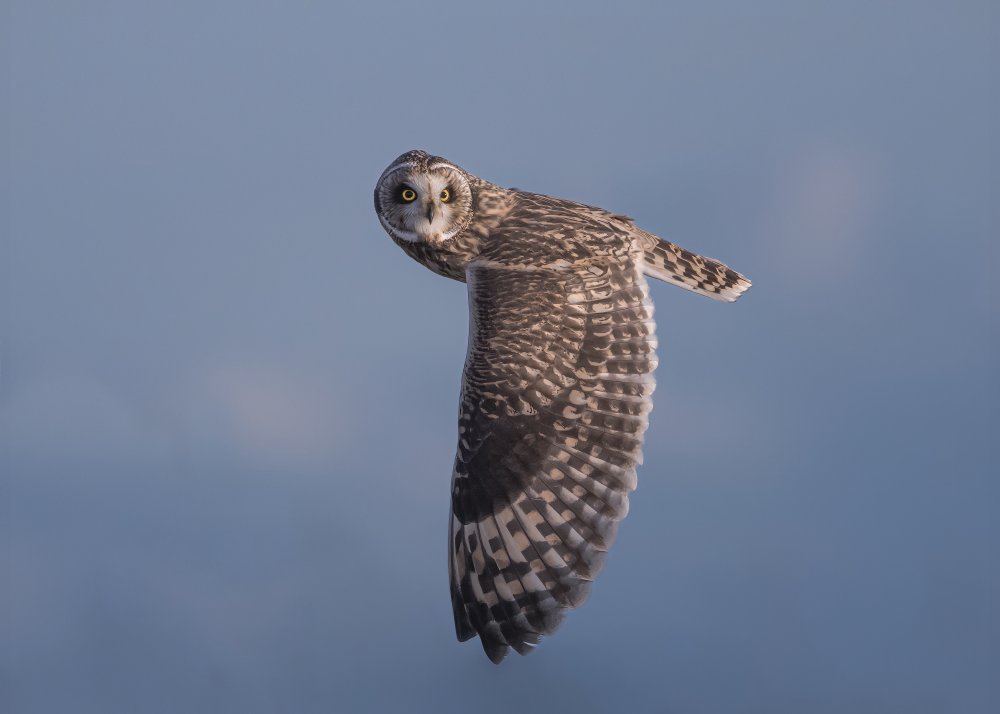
[716,274,752,303]
[482,638,509,664]
[479,628,547,664]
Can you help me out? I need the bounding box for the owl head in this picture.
[374,150,475,244]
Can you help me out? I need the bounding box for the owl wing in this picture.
[449,252,657,663]
[637,228,752,302]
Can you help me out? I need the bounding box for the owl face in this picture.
[375,151,474,244]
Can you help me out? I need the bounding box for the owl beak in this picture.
[425,202,436,223]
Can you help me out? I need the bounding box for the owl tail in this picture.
[638,231,751,302]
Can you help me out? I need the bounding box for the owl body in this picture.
[374,150,750,663]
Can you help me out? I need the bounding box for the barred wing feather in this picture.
[449,256,657,663]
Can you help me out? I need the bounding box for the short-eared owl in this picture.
[374,150,751,663]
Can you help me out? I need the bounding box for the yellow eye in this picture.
[400,188,416,202]
[440,188,451,203]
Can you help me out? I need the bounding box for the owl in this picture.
[374,150,751,663]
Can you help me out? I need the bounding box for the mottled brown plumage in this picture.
[374,150,750,663]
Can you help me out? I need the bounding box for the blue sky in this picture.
[3,2,996,712]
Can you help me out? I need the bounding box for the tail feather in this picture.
[638,231,751,302]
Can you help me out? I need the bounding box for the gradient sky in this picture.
[3,2,996,712]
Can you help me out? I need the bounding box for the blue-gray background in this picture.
[2,2,996,712]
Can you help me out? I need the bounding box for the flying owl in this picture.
[374,150,751,663]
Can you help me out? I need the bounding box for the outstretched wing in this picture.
[449,252,657,663]
[637,228,752,302]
